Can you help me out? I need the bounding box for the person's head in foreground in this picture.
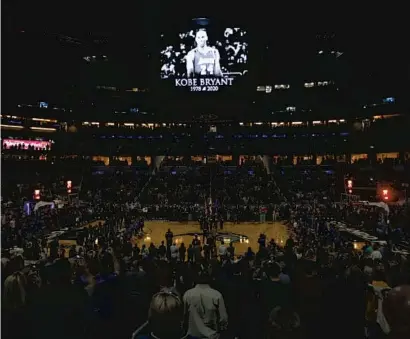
[134,290,196,339]
[268,306,301,339]
[383,285,410,339]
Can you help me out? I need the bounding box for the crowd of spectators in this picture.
[2,158,410,339]
[273,166,410,247]
[139,162,282,222]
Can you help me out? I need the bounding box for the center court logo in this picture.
[215,232,249,244]
[174,231,249,244]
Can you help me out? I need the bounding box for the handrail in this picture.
[131,321,149,339]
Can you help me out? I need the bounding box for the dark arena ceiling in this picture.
[3,1,410,121]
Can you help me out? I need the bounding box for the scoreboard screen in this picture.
[160,18,248,92]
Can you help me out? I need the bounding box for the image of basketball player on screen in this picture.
[186,29,223,78]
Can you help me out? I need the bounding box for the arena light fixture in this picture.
[30,127,57,131]
[1,124,24,129]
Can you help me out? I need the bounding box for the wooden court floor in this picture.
[137,221,289,255]
[58,220,289,257]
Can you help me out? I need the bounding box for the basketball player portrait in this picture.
[185,29,223,78]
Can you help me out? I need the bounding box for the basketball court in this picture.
[58,220,289,256]
[136,221,289,254]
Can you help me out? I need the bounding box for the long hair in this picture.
[3,271,27,310]
[148,291,183,337]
